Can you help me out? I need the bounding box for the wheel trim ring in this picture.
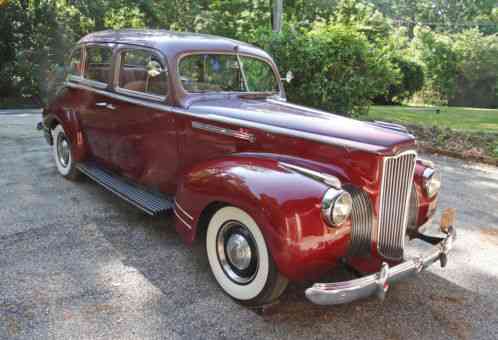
[216,221,259,285]
[57,134,70,168]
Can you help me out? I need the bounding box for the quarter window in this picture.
[118,49,168,98]
[67,47,82,77]
[84,46,112,84]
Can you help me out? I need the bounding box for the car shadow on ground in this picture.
[85,182,498,340]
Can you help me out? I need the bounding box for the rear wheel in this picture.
[206,206,288,306]
[52,125,79,180]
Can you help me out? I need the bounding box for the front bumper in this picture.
[305,211,456,305]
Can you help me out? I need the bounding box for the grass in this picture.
[366,105,498,134]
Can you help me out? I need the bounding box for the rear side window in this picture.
[117,49,168,99]
[67,48,83,77]
[84,46,112,84]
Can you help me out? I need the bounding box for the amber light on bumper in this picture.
[321,188,352,227]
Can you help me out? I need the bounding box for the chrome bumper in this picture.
[37,121,53,145]
[305,223,456,305]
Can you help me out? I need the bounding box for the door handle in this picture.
[95,102,116,110]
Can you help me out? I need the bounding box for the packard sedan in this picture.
[38,29,456,306]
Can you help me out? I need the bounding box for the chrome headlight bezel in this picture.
[321,188,353,227]
[423,167,441,198]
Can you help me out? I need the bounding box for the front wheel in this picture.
[52,125,79,180]
[206,206,288,306]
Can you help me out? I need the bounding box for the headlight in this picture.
[321,188,353,227]
[423,167,441,198]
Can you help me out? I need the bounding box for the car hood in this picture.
[188,97,415,155]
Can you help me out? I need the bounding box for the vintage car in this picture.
[38,29,456,306]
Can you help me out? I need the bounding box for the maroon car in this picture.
[38,29,456,306]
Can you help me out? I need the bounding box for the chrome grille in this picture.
[377,151,417,260]
[348,187,373,257]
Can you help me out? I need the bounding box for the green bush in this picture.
[411,27,459,104]
[412,27,498,107]
[375,57,425,104]
[258,21,399,115]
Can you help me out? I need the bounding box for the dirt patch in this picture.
[405,124,498,166]
[430,293,466,305]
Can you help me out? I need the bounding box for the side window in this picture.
[84,46,112,84]
[118,49,168,98]
[67,48,82,77]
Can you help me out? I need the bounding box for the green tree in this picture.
[260,21,399,114]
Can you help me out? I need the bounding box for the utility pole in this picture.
[272,0,283,33]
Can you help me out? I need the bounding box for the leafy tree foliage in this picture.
[259,20,399,114]
[0,0,497,109]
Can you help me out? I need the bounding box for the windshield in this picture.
[179,54,279,94]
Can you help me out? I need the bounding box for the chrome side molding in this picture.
[192,121,255,143]
[279,162,341,189]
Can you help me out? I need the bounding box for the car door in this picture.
[107,46,178,194]
[77,44,115,164]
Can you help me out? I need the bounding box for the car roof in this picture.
[78,29,272,60]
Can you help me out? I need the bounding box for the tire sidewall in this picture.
[52,125,74,177]
[206,206,270,301]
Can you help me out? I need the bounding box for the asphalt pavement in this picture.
[1,111,498,340]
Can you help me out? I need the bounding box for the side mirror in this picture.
[147,60,163,78]
[282,70,294,83]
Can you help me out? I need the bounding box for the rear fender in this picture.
[43,108,87,162]
[174,155,351,281]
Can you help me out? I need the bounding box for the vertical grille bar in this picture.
[347,187,373,257]
[377,151,417,260]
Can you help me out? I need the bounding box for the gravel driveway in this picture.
[1,112,498,340]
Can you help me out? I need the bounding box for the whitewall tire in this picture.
[52,125,79,180]
[206,206,288,305]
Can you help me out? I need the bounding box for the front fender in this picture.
[413,160,439,226]
[175,155,351,281]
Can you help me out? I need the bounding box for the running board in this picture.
[76,162,173,216]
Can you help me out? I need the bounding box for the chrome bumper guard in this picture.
[305,219,456,305]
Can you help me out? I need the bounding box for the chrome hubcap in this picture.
[57,135,70,168]
[216,221,258,284]
[226,233,252,271]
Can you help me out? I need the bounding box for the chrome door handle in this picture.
[95,102,116,110]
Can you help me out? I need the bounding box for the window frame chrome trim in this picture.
[115,87,166,102]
